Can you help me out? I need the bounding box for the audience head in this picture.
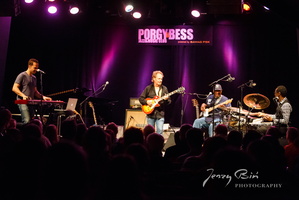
[286,127,299,144]
[44,124,59,145]
[123,126,144,147]
[60,118,77,140]
[29,118,43,132]
[146,132,164,154]
[214,124,228,138]
[106,122,118,138]
[83,125,107,153]
[227,130,243,149]
[266,126,281,139]
[185,128,204,148]
[22,123,42,139]
[143,124,155,139]
[0,108,12,133]
[242,130,262,151]
[178,123,193,143]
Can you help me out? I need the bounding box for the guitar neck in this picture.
[195,105,200,119]
[207,99,232,113]
[158,89,180,101]
[89,102,98,125]
[92,109,97,125]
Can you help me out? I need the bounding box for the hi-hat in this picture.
[243,93,270,110]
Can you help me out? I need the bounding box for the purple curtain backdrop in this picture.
[2,13,299,127]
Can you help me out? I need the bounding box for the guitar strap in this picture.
[214,95,222,105]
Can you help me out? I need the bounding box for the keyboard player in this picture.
[12,58,52,124]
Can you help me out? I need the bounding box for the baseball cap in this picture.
[213,84,222,91]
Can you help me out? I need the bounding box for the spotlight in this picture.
[69,6,80,15]
[191,9,200,17]
[132,11,141,19]
[125,4,134,12]
[243,3,251,12]
[24,0,34,3]
[263,6,270,11]
[48,5,58,14]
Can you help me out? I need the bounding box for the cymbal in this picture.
[243,93,270,110]
[227,107,250,115]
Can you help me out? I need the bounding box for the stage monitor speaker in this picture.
[163,132,175,151]
[125,109,147,129]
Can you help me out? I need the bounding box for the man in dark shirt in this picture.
[139,70,171,134]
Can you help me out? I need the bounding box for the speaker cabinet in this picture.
[125,109,147,129]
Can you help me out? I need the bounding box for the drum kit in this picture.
[224,93,271,133]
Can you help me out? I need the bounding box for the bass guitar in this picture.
[200,98,233,117]
[192,99,200,119]
[142,86,185,114]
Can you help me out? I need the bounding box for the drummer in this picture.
[193,84,232,138]
[250,85,292,136]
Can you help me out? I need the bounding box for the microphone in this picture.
[37,69,46,74]
[206,92,212,97]
[103,81,109,90]
[273,96,279,101]
[226,74,235,82]
[249,80,256,88]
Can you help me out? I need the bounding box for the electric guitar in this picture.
[142,86,185,114]
[199,98,233,117]
[192,99,200,119]
[88,101,98,125]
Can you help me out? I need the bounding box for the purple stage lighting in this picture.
[48,5,58,14]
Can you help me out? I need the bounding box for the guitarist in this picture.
[193,84,231,138]
[139,70,171,135]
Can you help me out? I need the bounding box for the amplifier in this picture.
[125,109,146,129]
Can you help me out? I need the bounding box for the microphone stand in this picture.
[208,74,231,87]
[180,92,186,126]
[79,83,108,125]
[237,80,254,133]
[245,106,256,134]
[237,84,245,133]
[211,98,216,137]
[38,73,44,124]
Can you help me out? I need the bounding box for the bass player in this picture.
[193,83,232,138]
[139,70,171,135]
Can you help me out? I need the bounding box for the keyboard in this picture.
[14,99,65,105]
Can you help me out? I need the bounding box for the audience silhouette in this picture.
[1,107,299,200]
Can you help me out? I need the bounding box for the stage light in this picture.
[243,3,251,12]
[69,6,80,14]
[191,9,201,17]
[125,4,134,12]
[24,0,34,3]
[132,11,141,19]
[263,6,270,11]
[48,5,58,14]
